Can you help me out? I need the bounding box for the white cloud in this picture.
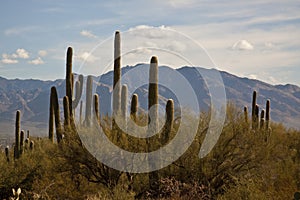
[1,58,18,64]
[38,50,47,57]
[77,52,97,63]
[28,57,44,65]
[80,30,98,39]
[4,26,38,36]
[1,53,18,64]
[16,48,30,59]
[232,40,254,51]
[128,25,172,39]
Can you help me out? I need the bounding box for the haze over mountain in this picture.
[0,65,299,137]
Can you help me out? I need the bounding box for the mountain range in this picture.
[0,64,299,137]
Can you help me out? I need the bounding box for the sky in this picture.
[0,0,299,86]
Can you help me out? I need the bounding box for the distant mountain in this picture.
[0,65,299,136]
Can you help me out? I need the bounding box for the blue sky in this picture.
[0,0,299,86]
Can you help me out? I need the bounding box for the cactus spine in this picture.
[84,75,93,127]
[130,94,138,122]
[14,110,21,159]
[94,94,100,125]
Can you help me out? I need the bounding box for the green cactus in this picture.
[49,86,63,143]
[26,130,30,139]
[20,130,25,155]
[163,99,174,143]
[72,74,84,109]
[130,93,138,122]
[113,31,121,120]
[63,96,71,129]
[148,56,159,192]
[121,84,128,118]
[79,100,83,126]
[66,47,73,116]
[30,140,34,150]
[244,106,248,124]
[260,109,265,130]
[251,90,257,129]
[266,99,270,130]
[148,56,159,132]
[94,94,100,125]
[254,104,259,130]
[14,110,21,159]
[84,75,93,127]
[5,146,10,162]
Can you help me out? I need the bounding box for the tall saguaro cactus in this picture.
[148,56,159,133]
[113,31,121,120]
[20,130,25,155]
[265,99,270,129]
[148,56,159,192]
[163,99,174,143]
[63,96,71,129]
[14,110,21,159]
[251,90,257,128]
[121,84,128,118]
[244,106,248,124]
[94,94,100,125]
[5,146,10,162]
[84,75,93,127]
[49,86,63,143]
[260,110,265,129]
[130,94,138,122]
[66,47,73,116]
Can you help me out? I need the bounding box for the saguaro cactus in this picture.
[84,75,93,127]
[94,94,100,125]
[244,106,248,124]
[63,96,71,129]
[260,109,265,129]
[251,90,257,128]
[66,47,73,116]
[254,104,259,130]
[49,86,63,143]
[14,110,21,159]
[72,74,84,109]
[5,146,10,162]
[130,94,138,122]
[163,99,174,143]
[148,56,159,192]
[121,84,128,118]
[30,140,34,150]
[148,56,159,132]
[113,31,121,119]
[20,130,25,155]
[265,99,270,129]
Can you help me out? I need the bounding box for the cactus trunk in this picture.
[84,75,93,127]
[130,94,138,122]
[113,31,121,121]
[14,110,21,159]
[66,47,73,116]
[94,94,100,125]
